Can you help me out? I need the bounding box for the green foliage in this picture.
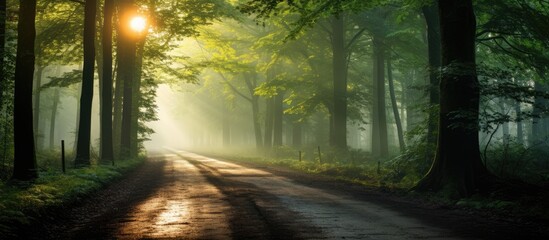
[0,157,144,237]
[137,74,159,150]
[205,148,422,189]
[40,70,82,89]
[484,138,549,185]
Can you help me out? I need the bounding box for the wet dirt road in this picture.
[26,150,548,239]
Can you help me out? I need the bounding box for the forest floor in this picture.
[16,150,549,239]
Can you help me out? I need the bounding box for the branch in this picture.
[218,73,252,102]
[345,27,367,51]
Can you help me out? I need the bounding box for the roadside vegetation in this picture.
[0,151,143,237]
[198,145,549,222]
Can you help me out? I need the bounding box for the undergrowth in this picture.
[197,146,417,189]
[197,146,549,221]
[0,157,144,237]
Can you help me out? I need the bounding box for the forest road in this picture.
[24,150,548,240]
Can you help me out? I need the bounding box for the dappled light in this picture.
[2,0,549,239]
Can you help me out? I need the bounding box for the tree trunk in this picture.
[33,65,44,150]
[118,1,136,159]
[0,0,6,107]
[331,15,347,149]
[264,98,274,151]
[113,57,122,156]
[422,2,441,163]
[531,80,547,146]
[414,0,488,197]
[100,0,114,162]
[12,0,38,181]
[371,34,388,158]
[387,54,405,152]
[222,104,230,147]
[292,122,302,147]
[244,73,263,150]
[130,41,144,158]
[273,93,283,147]
[74,0,97,166]
[48,88,60,149]
[515,102,523,145]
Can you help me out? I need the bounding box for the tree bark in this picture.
[422,2,441,163]
[331,15,347,149]
[74,0,97,166]
[48,88,60,149]
[12,0,38,180]
[273,93,283,147]
[222,104,230,147]
[113,57,122,156]
[100,0,114,162]
[33,65,44,150]
[130,41,145,158]
[292,122,302,147]
[118,1,136,159]
[371,34,388,158]
[515,102,523,145]
[264,98,274,150]
[414,0,488,197]
[387,54,405,152]
[244,73,263,150]
[0,0,6,107]
[531,80,548,146]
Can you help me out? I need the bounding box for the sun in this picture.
[130,16,147,33]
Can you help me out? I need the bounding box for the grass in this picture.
[0,157,144,237]
[197,148,415,190]
[198,148,549,222]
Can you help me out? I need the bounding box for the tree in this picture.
[100,0,114,162]
[368,8,389,158]
[118,1,136,159]
[414,0,489,197]
[387,54,405,152]
[0,0,5,107]
[12,0,38,180]
[331,15,348,149]
[422,2,441,162]
[74,0,97,166]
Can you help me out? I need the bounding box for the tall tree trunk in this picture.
[33,65,44,150]
[130,41,144,158]
[292,122,302,147]
[371,34,388,158]
[273,93,283,147]
[100,0,114,162]
[515,102,523,145]
[387,54,405,152]
[332,15,347,149]
[531,80,547,146]
[74,0,97,166]
[422,2,441,163]
[500,100,509,144]
[0,0,6,107]
[264,98,274,151]
[414,0,488,197]
[12,0,38,181]
[113,57,122,156]
[244,74,263,150]
[222,104,230,147]
[118,1,136,159]
[48,88,60,149]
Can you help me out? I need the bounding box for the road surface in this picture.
[22,150,548,239]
